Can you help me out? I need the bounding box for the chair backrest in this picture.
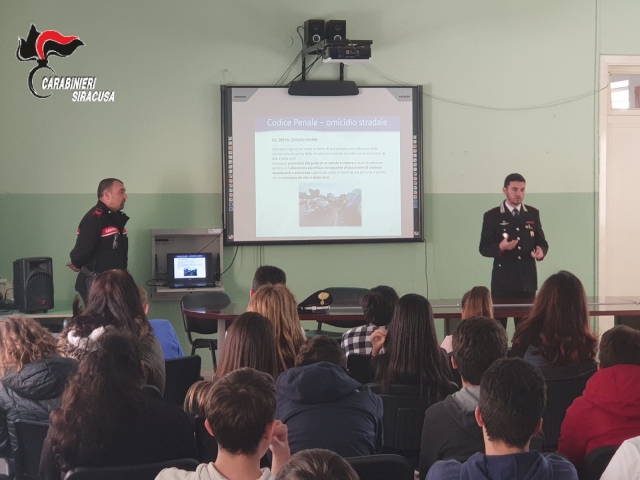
[446,351,462,389]
[65,458,200,480]
[540,364,597,452]
[14,419,49,480]
[163,355,202,406]
[194,416,218,463]
[347,353,374,385]
[346,454,414,480]
[180,292,231,336]
[368,384,433,451]
[582,445,619,480]
[319,287,370,329]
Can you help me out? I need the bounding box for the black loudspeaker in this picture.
[326,20,346,41]
[13,257,54,313]
[304,19,325,46]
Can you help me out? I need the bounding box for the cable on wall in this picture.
[362,63,610,112]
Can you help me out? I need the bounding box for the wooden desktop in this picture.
[182,296,640,355]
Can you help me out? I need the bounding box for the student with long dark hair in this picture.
[57,269,165,392]
[184,312,279,423]
[511,271,598,367]
[371,294,456,402]
[216,312,279,380]
[39,332,196,479]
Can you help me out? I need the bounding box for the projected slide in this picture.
[254,116,401,238]
[222,86,423,245]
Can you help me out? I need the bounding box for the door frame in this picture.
[598,55,640,300]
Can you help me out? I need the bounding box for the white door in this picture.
[599,57,640,331]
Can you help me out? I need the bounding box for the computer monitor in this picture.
[166,253,214,289]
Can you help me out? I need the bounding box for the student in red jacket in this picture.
[558,325,640,468]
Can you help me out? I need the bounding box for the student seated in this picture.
[251,265,286,298]
[558,325,640,468]
[371,293,456,402]
[419,316,508,479]
[248,284,306,376]
[441,286,493,354]
[40,332,196,479]
[182,313,283,465]
[158,368,290,480]
[340,285,398,358]
[0,315,77,479]
[139,286,184,360]
[427,358,577,480]
[511,271,598,368]
[276,336,383,457]
[215,312,279,379]
[275,449,358,480]
[58,269,165,393]
[601,435,640,480]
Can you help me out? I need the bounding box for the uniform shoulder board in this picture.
[484,205,500,215]
[92,208,103,217]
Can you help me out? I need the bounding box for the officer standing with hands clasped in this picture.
[67,178,129,304]
[479,173,549,328]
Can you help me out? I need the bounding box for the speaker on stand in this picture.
[325,20,346,41]
[304,19,325,46]
[13,257,54,313]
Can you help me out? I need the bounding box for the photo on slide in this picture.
[299,183,362,227]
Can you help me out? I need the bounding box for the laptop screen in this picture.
[167,253,214,288]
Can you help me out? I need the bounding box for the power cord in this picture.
[274,26,305,86]
[220,246,239,277]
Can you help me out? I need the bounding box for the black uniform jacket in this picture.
[479,201,549,294]
[69,200,129,273]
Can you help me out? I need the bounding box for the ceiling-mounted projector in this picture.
[322,40,372,63]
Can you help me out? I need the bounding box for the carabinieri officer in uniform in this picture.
[479,173,549,327]
[67,178,129,304]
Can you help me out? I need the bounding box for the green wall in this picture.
[3,0,638,367]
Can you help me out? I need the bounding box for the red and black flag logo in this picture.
[16,24,84,98]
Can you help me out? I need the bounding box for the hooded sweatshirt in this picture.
[426,451,577,480]
[0,356,78,475]
[558,364,640,467]
[276,361,383,457]
[419,386,483,479]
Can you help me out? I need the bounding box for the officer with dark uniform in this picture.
[67,178,129,303]
[479,173,548,327]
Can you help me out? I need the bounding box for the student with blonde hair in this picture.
[0,315,77,478]
[248,284,306,375]
[441,286,494,353]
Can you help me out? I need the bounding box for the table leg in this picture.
[217,318,226,357]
